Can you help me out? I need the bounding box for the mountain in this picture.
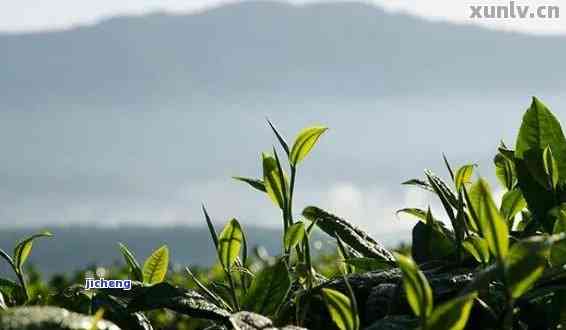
[0,1,565,241]
[0,225,408,276]
[1,1,565,110]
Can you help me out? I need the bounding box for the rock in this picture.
[229,311,308,330]
[0,306,121,330]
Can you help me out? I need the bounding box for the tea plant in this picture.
[2,97,566,330]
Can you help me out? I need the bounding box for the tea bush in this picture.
[2,97,566,329]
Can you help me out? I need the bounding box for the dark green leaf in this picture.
[262,152,288,209]
[118,243,143,282]
[302,206,394,262]
[395,208,427,223]
[343,258,393,272]
[284,222,305,251]
[516,97,566,184]
[242,260,290,316]
[232,177,266,193]
[500,189,527,222]
[505,236,551,299]
[543,146,559,190]
[394,252,433,318]
[426,292,477,330]
[321,288,359,330]
[127,282,230,322]
[202,204,219,249]
[13,231,53,271]
[468,179,509,259]
[462,235,490,264]
[494,153,516,190]
[266,119,290,156]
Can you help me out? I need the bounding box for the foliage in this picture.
[2,97,566,330]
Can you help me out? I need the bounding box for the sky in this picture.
[0,0,565,34]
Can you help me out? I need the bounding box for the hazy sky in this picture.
[1,0,565,34]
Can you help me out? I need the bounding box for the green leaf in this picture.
[284,222,305,251]
[505,236,551,299]
[232,177,266,193]
[468,179,509,260]
[127,282,231,322]
[543,146,559,190]
[494,153,516,191]
[426,292,477,330]
[13,231,53,271]
[262,152,288,209]
[242,260,291,316]
[550,210,566,267]
[394,252,433,318]
[118,242,143,282]
[500,189,527,222]
[516,97,566,183]
[217,218,243,270]
[514,98,566,227]
[343,257,393,272]
[142,245,169,285]
[396,208,428,223]
[289,126,327,166]
[321,288,360,330]
[454,164,476,191]
[266,119,290,156]
[462,235,490,264]
[202,204,219,250]
[302,206,394,262]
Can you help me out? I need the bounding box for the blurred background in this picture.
[1,0,565,274]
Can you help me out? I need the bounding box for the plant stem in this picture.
[225,269,240,311]
[289,166,297,226]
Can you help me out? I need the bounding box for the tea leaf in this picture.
[402,179,434,193]
[468,179,509,259]
[462,235,490,264]
[262,152,288,209]
[500,189,527,222]
[284,222,305,251]
[185,267,232,312]
[343,257,393,271]
[550,210,566,267]
[505,236,551,299]
[127,282,231,322]
[266,119,290,156]
[118,242,143,282]
[13,231,53,271]
[232,176,266,193]
[426,292,477,330]
[396,208,427,223]
[217,219,243,270]
[243,260,290,316]
[494,153,516,190]
[321,288,359,330]
[303,206,395,262]
[143,245,169,285]
[202,204,220,250]
[289,126,327,166]
[454,164,476,191]
[516,97,566,184]
[543,146,559,190]
[394,252,433,318]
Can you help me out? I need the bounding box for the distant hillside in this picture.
[1,1,565,110]
[0,225,408,276]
